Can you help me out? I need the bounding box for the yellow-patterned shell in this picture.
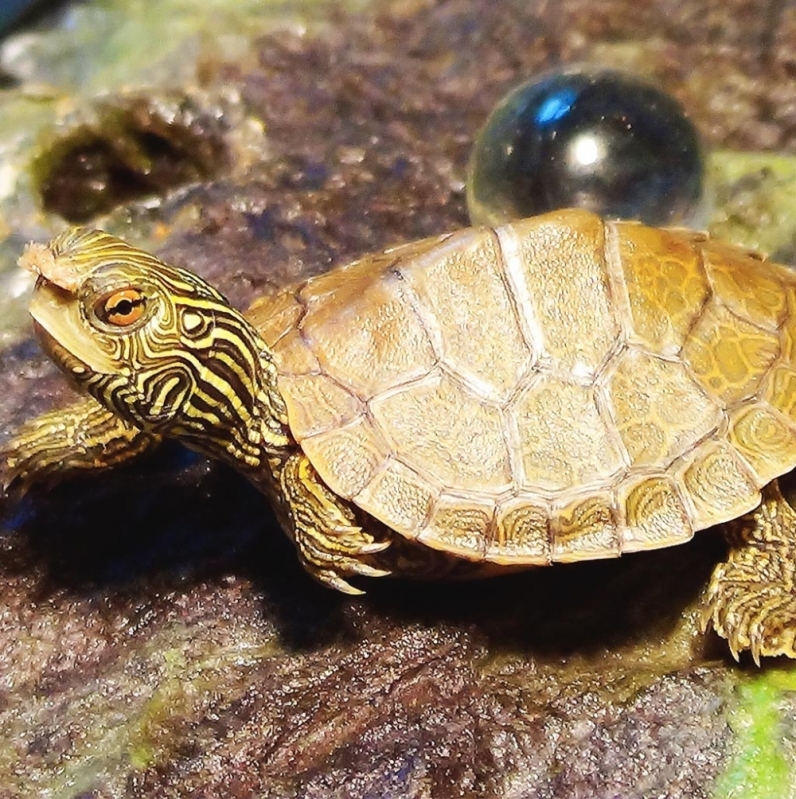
[247,209,796,565]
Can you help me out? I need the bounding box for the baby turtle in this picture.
[5,208,796,663]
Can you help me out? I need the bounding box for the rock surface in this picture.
[2,1,796,797]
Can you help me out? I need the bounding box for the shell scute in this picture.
[354,459,436,538]
[248,289,304,349]
[510,376,625,492]
[490,496,552,565]
[779,290,796,362]
[619,476,693,553]
[681,301,780,404]
[300,416,387,500]
[495,209,619,375]
[606,348,722,467]
[612,221,710,356]
[761,364,796,424]
[551,492,620,562]
[676,440,760,529]
[418,494,493,559]
[400,227,531,402]
[298,254,437,398]
[728,402,796,485]
[277,372,361,439]
[369,370,512,495]
[703,240,787,331]
[271,329,321,376]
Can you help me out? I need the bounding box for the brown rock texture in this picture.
[2,0,795,797]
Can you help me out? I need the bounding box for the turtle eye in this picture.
[94,288,147,327]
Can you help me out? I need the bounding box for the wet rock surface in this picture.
[2,0,796,797]
[33,93,231,224]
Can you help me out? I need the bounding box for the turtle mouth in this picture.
[30,275,76,338]
[31,318,93,381]
[29,275,74,341]
[29,276,120,376]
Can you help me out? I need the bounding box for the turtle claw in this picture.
[347,561,391,579]
[359,540,391,555]
[314,558,392,593]
[749,637,762,669]
[302,549,391,593]
[319,571,366,595]
[697,604,712,636]
[1,446,34,497]
[296,530,392,593]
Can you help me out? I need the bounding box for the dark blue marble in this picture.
[467,66,708,227]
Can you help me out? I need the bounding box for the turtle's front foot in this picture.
[701,481,796,664]
[279,451,391,594]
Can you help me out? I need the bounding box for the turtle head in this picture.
[21,228,289,467]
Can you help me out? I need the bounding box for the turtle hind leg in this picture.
[701,480,796,665]
[275,450,391,594]
[2,397,161,496]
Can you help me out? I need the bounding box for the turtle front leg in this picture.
[701,480,796,664]
[276,451,390,594]
[2,397,161,496]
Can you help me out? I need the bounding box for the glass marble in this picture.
[467,66,708,228]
